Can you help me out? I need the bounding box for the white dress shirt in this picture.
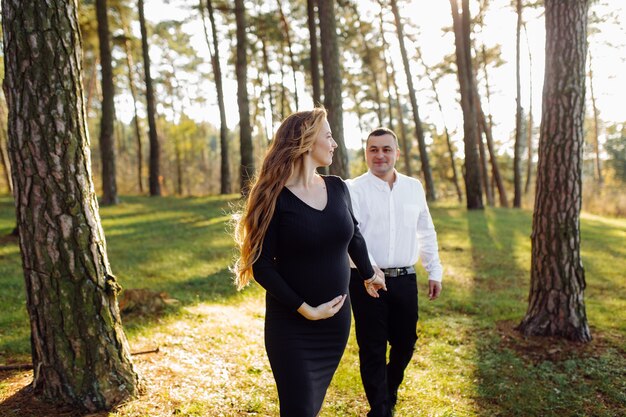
[346,170,443,282]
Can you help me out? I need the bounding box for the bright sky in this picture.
[118,0,626,152]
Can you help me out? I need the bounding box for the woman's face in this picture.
[310,119,337,167]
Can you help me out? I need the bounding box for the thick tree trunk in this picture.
[517,0,591,343]
[513,0,524,207]
[306,0,322,107]
[1,0,141,410]
[318,0,349,178]
[139,0,161,196]
[390,0,436,200]
[235,0,255,194]
[451,0,483,209]
[203,0,232,194]
[96,0,118,205]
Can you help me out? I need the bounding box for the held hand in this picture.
[297,294,347,320]
[364,266,387,298]
[428,280,442,300]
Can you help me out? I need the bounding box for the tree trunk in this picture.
[419,57,463,202]
[120,30,144,194]
[1,0,141,410]
[476,115,494,206]
[318,0,349,178]
[277,0,299,111]
[524,23,535,195]
[588,51,603,185]
[478,105,509,207]
[306,0,322,107]
[517,0,591,343]
[203,0,232,194]
[378,2,395,131]
[349,2,383,127]
[138,0,161,196]
[513,0,524,207]
[390,0,436,200]
[389,65,412,177]
[96,0,119,205]
[235,0,254,194]
[450,0,483,209]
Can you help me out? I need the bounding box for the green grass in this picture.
[0,195,624,416]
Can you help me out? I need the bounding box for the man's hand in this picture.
[428,280,442,300]
[297,294,347,320]
[364,266,387,298]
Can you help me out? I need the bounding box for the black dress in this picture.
[252,175,374,417]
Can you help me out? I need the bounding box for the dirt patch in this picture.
[495,320,622,363]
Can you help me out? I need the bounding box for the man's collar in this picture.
[366,170,398,190]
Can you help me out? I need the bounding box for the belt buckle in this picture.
[386,268,399,278]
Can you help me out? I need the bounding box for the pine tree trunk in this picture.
[96,0,119,205]
[306,0,322,107]
[390,0,436,200]
[120,30,144,194]
[524,22,535,195]
[139,0,161,196]
[1,0,141,409]
[204,0,232,194]
[235,0,255,194]
[517,0,591,343]
[451,0,483,209]
[378,3,395,131]
[513,0,524,207]
[318,0,349,178]
[277,0,299,110]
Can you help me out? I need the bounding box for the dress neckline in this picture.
[283,176,329,212]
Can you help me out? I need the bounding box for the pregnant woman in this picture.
[234,107,385,416]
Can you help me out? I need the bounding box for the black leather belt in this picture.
[381,266,415,277]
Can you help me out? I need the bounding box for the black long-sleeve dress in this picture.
[252,175,374,417]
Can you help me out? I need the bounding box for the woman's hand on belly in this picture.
[297,294,347,320]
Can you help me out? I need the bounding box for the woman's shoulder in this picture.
[321,174,345,186]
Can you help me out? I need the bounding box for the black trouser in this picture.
[349,269,418,417]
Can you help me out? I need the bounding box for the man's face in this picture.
[365,133,399,179]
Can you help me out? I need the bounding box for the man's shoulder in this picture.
[397,172,423,187]
[347,171,369,187]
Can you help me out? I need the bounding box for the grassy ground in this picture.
[0,194,624,417]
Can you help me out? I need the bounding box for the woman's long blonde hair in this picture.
[233,108,328,289]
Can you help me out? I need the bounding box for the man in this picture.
[347,128,443,417]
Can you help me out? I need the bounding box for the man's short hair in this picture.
[367,127,399,146]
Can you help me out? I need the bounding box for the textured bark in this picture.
[517,0,591,343]
[513,0,524,207]
[139,0,161,196]
[235,0,255,194]
[450,0,483,209]
[306,0,322,106]
[202,0,231,194]
[96,0,118,205]
[390,0,436,200]
[318,0,349,179]
[1,0,141,410]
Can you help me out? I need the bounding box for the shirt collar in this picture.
[366,170,398,191]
